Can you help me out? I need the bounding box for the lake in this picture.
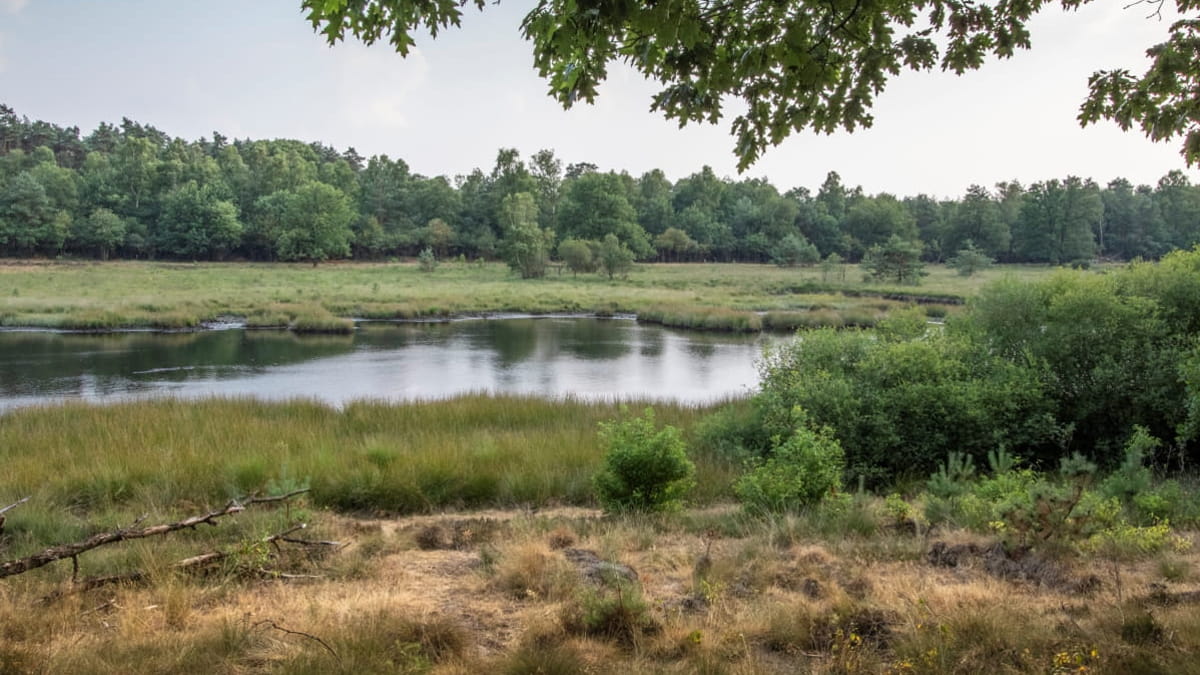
[0,317,765,411]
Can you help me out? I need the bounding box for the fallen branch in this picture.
[0,496,30,517]
[40,520,335,603]
[0,496,30,533]
[1,489,309,580]
[255,619,341,664]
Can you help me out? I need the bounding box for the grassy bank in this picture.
[0,259,1074,331]
[2,397,1198,672]
[0,397,733,528]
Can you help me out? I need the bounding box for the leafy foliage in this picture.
[947,241,994,277]
[557,237,594,275]
[772,233,821,267]
[593,408,695,513]
[305,0,1200,167]
[757,318,1059,484]
[498,192,554,279]
[417,246,438,272]
[596,233,635,279]
[861,235,926,285]
[734,417,845,512]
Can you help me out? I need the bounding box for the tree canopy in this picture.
[5,104,1200,266]
[301,0,1200,169]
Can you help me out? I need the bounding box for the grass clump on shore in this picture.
[637,305,763,332]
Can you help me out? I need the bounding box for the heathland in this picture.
[0,259,1061,332]
[2,251,1200,673]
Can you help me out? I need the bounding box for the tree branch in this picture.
[0,490,310,580]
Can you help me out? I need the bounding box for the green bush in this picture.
[417,246,439,272]
[735,419,845,512]
[593,409,695,512]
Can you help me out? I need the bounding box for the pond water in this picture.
[0,318,766,411]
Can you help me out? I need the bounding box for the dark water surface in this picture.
[0,318,764,411]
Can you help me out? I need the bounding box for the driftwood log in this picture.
[0,489,309,580]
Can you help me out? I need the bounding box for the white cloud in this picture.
[0,0,28,14]
[0,33,7,73]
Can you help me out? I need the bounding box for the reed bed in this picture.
[0,397,732,531]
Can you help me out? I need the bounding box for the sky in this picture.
[0,0,1194,197]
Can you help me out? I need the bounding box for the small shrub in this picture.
[735,419,845,512]
[1082,520,1193,559]
[593,408,696,512]
[926,452,977,499]
[568,583,659,646]
[417,246,438,272]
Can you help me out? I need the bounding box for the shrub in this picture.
[947,241,994,277]
[557,238,595,275]
[735,419,845,512]
[593,408,695,512]
[417,246,438,272]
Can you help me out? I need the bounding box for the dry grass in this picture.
[4,504,1198,673]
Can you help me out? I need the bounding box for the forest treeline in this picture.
[2,104,1199,265]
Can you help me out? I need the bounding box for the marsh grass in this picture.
[0,260,1079,331]
[0,397,731,532]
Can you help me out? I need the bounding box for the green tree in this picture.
[74,207,127,260]
[771,233,820,267]
[558,172,652,257]
[0,171,68,255]
[1013,178,1100,264]
[652,227,699,262]
[947,185,1009,257]
[861,235,926,285]
[557,238,594,275]
[842,194,917,259]
[597,233,635,279]
[498,192,554,278]
[271,182,354,265]
[423,217,455,257]
[307,0,1194,167]
[947,240,994,277]
[156,181,243,260]
[820,252,845,282]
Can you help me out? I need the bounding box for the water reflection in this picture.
[0,318,764,410]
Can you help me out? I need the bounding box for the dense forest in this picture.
[2,103,1199,265]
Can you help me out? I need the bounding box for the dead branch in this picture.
[1,490,309,580]
[0,496,30,533]
[254,619,341,664]
[39,521,329,603]
[0,496,30,517]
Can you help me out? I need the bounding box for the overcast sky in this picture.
[0,0,1193,197]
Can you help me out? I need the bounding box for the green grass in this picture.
[0,397,736,551]
[0,259,1085,331]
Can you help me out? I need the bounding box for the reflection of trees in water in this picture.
[0,318,763,406]
[553,318,632,361]
[638,327,665,357]
[0,330,354,397]
[485,320,540,367]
